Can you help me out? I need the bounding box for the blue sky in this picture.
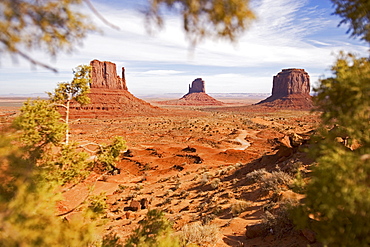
[1,0,368,96]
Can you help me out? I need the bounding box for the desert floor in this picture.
[0,96,321,246]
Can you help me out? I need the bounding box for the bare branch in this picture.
[83,0,120,30]
[17,50,58,73]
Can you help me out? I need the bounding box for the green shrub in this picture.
[245,168,268,183]
[260,171,293,192]
[97,136,126,171]
[293,53,370,246]
[125,209,180,247]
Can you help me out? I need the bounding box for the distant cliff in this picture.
[90,60,127,90]
[257,68,313,109]
[69,60,165,118]
[188,78,205,94]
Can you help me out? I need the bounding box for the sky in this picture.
[1,0,369,96]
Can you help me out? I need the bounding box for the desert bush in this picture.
[40,142,91,186]
[261,206,295,238]
[230,200,252,216]
[97,136,126,171]
[180,222,220,247]
[210,178,221,189]
[260,171,293,192]
[125,209,180,247]
[102,233,124,247]
[200,214,216,225]
[290,170,306,194]
[200,172,210,185]
[86,192,107,220]
[245,168,269,183]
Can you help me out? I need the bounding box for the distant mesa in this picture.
[69,59,164,118]
[157,78,224,106]
[90,60,127,90]
[256,68,313,109]
[188,78,205,94]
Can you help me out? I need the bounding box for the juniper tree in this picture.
[292,1,370,244]
[48,65,91,144]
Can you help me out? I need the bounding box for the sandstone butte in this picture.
[157,78,224,106]
[256,68,313,109]
[69,60,166,118]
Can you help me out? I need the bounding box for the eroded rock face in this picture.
[256,68,313,109]
[69,60,166,118]
[271,69,310,97]
[188,78,205,94]
[90,60,127,90]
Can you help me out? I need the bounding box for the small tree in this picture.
[331,0,370,43]
[96,136,127,172]
[125,209,180,247]
[13,99,66,160]
[48,64,91,144]
[293,53,370,246]
[0,132,100,247]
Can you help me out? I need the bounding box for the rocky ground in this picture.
[0,97,321,246]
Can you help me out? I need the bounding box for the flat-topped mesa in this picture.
[90,60,127,90]
[256,68,313,109]
[271,68,310,98]
[188,78,205,94]
[156,78,223,105]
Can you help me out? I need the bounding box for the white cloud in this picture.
[0,0,369,95]
[142,70,184,76]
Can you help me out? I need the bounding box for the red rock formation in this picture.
[188,78,205,93]
[90,60,127,90]
[257,68,313,109]
[69,60,164,118]
[271,69,310,97]
[157,78,224,106]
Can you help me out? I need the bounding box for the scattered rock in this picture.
[280,135,292,148]
[245,223,267,239]
[172,165,185,171]
[301,229,316,243]
[123,149,134,157]
[277,190,304,203]
[140,198,149,209]
[182,146,196,153]
[124,200,141,212]
[290,133,304,147]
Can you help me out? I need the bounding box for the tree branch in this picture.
[17,50,58,73]
[83,0,120,30]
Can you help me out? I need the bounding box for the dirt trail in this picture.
[228,129,251,150]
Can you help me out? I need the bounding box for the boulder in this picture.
[129,200,141,211]
[140,198,149,209]
[245,223,267,239]
[300,229,316,243]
